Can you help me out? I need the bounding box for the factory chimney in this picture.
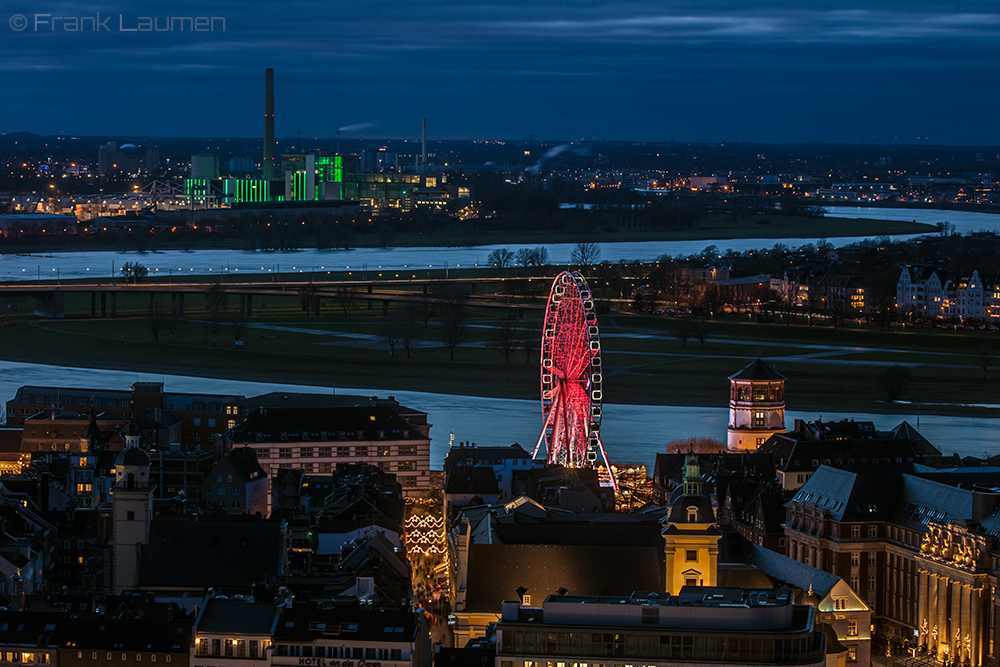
[421,117,427,170]
[264,68,275,179]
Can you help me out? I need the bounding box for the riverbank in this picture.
[0,214,937,255]
[1,308,996,421]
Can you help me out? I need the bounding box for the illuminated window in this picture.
[848,646,857,662]
[834,597,847,610]
[847,621,858,637]
[851,552,859,567]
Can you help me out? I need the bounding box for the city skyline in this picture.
[1,0,998,145]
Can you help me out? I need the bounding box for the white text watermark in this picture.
[9,13,226,32]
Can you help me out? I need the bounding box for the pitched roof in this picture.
[195,598,277,634]
[789,466,903,521]
[138,519,282,588]
[746,543,842,598]
[444,444,533,470]
[227,407,424,443]
[728,359,786,381]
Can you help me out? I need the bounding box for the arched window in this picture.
[687,507,698,522]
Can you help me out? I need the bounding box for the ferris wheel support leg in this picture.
[597,436,618,493]
[531,428,547,461]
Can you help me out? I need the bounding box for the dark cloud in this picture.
[0,0,997,143]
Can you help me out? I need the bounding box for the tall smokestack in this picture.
[264,68,274,180]
[421,117,427,169]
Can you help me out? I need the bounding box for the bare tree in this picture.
[486,248,515,270]
[487,317,520,364]
[418,293,435,327]
[145,298,168,342]
[376,224,395,248]
[877,365,913,403]
[204,284,228,346]
[122,261,148,284]
[230,309,248,343]
[440,302,466,361]
[396,304,420,359]
[515,246,550,268]
[379,319,401,357]
[298,284,320,316]
[673,321,691,347]
[689,319,708,349]
[334,286,357,317]
[166,308,183,343]
[571,242,601,266]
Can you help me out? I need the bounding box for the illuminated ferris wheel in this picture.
[532,271,614,485]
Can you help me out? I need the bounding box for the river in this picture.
[3,206,998,284]
[0,360,992,470]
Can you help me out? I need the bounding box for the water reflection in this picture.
[0,360,992,470]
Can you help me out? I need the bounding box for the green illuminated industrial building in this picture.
[183,151,459,210]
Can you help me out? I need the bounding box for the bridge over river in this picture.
[0,276,554,318]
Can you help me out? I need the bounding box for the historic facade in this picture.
[727,359,786,452]
[915,522,993,665]
[785,464,1000,666]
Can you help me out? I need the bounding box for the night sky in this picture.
[2,0,998,144]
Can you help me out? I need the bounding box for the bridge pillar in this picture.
[110,293,117,318]
[471,283,476,294]
[149,292,156,313]
[171,292,177,316]
[261,295,267,309]
[368,285,373,310]
[91,292,96,317]
[423,285,428,295]
[239,294,246,316]
[178,293,184,316]
[101,293,107,317]
[382,301,389,317]
[246,295,253,317]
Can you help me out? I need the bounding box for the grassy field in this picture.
[0,214,936,255]
[0,288,996,419]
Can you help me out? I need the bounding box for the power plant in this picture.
[176,69,463,211]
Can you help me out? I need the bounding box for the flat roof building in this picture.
[495,589,828,667]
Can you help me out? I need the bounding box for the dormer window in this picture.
[687,507,698,522]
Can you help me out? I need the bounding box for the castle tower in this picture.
[112,445,153,593]
[727,358,786,452]
[662,452,721,593]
